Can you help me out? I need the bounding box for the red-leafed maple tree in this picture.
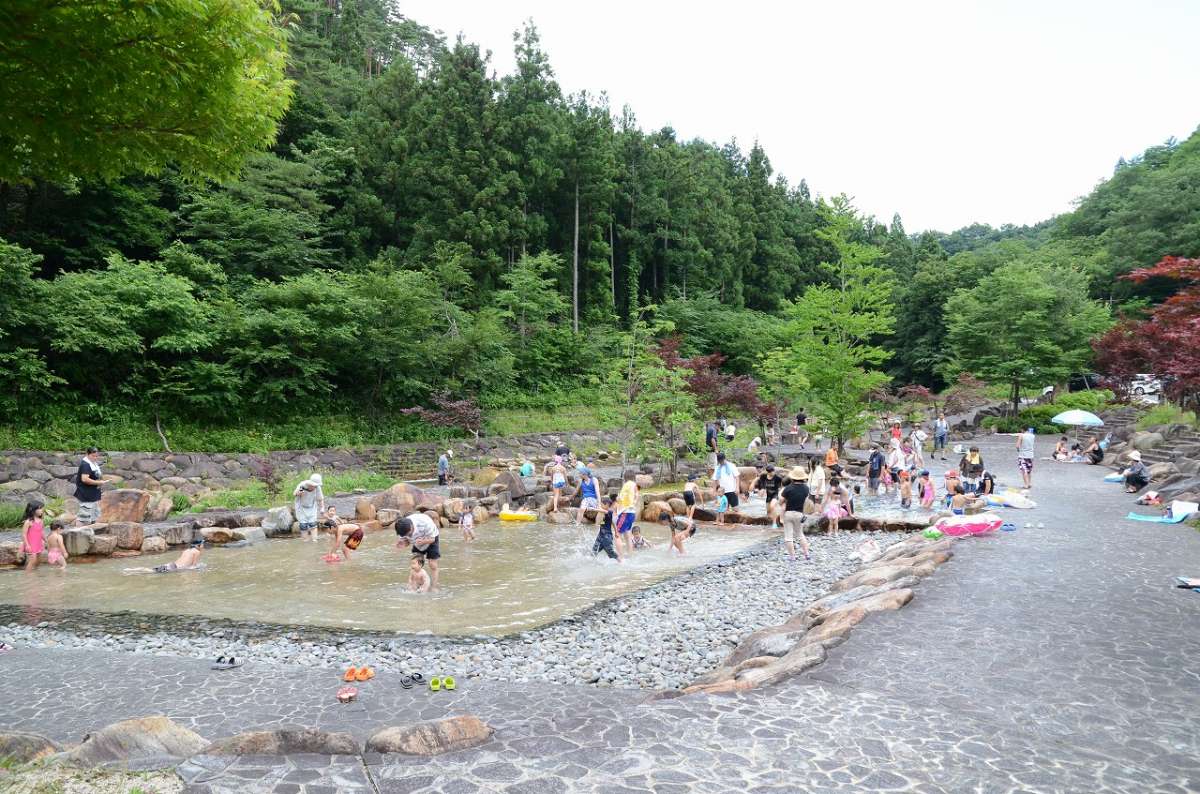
[401,392,484,440]
[655,336,767,417]
[1094,256,1200,408]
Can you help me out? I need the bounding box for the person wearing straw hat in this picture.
[780,466,814,561]
[1122,451,1150,493]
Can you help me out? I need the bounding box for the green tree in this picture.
[1,0,292,183]
[763,198,894,450]
[943,261,1111,416]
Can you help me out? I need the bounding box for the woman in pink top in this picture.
[20,501,46,571]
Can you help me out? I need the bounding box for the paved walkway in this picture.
[1,437,1198,792]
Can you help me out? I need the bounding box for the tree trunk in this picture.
[1012,380,1021,418]
[572,178,580,334]
[609,221,616,309]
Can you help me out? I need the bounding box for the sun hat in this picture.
[1129,450,1142,462]
[310,473,323,485]
[788,466,809,480]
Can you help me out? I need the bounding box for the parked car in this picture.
[1131,374,1162,396]
[1068,373,1102,392]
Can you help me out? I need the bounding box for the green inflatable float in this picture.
[922,527,944,540]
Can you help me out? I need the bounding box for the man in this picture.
[74,446,113,527]
[780,467,813,560]
[293,474,325,542]
[704,421,719,454]
[395,512,441,590]
[934,412,950,460]
[437,449,453,486]
[795,408,808,447]
[867,444,885,493]
[712,452,740,512]
[752,464,785,528]
[1016,426,1036,489]
[152,539,204,573]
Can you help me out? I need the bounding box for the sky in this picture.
[398,0,1200,233]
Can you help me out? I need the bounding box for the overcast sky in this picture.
[399,0,1200,233]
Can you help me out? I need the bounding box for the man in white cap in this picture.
[437,449,453,486]
[293,473,325,542]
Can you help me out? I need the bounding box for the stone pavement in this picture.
[1,437,1199,792]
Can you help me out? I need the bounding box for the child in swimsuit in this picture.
[660,511,696,556]
[548,462,568,513]
[459,508,476,542]
[20,501,45,572]
[950,484,968,514]
[898,470,913,509]
[630,526,652,550]
[324,506,363,561]
[822,479,848,536]
[918,471,935,509]
[407,556,431,592]
[683,474,698,521]
[45,519,68,570]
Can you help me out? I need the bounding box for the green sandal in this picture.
[443,675,456,691]
[429,676,441,692]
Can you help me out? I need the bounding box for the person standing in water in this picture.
[1016,427,1036,489]
[614,472,640,558]
[293,473,325,542]
[45,519,69,570]
[574,468,601,526]
[437,449,453,486]
[20,501,45,571]
[592,497,621,562]
[712,452,740,513]
[934,412,950,461]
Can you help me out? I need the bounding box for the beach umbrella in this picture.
[1051,409,1104,427]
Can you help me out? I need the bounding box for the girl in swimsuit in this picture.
[822,479,848,536]
[20,501,45,571]
[45,519,68,570]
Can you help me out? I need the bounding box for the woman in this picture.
[1123,451,1150,493]
[808,459,827,499]
[959,446,985,493]
[1084,436,1104,465]
[1053,436,1071,462]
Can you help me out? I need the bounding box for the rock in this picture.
[737,466,758,493]
[641,500,672,521]
[441,498,465,519]
[724,627,807,667]
[106,521,145,550]
[491,470,528,498]
[635,473,655,489]
[201,527,249,544]
[472,468,501,487]
[62,529,94,557]
[356,520,383,534]
[205,727,357,756]
[733,644,827,690]
[159,522,197,545]
[692,507,717,522]
[145,495,173,523]
[111,549,141,559]
[134,458,169,474]
[355,498,376,521]
[377,508,402,527]
[371,482,425,512]
[260,505,294,536]
[60,716,207,768]
[1130,431,1165,451]
[472,505,490,525]
[99,489,151,523]
[830,564,915,593]
[800,605,868,648]
[799,577,921,626]
[88,534,119,556]
[0,731,59,763]
[0,541,22,566]
[668,497,687,515]
[544,511,573,524]
[0,478,39,493]
[140,536,168,554]
[365,716,494,756]
[43,478,76,499]
[877,537,952,564]
[1149,461,1178,481]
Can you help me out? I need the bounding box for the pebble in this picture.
[0,532,904,690]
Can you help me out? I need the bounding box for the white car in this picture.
[1131,374,1162,396]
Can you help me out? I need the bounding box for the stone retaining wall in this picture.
[0,430,629,505]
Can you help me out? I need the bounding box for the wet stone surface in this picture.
[1,438,1198,792]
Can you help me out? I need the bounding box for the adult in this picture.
[712,452,740,512]
[1123,451,1150,493]
[867,444,885,493]
[73,446,112,527]
[753,464,785,527]
[795,408,809,447]
[1016,427,1036,489]
[724,421,737,443]
[959,445,985,493]
[704,421,719,454]
[1084,436,1104,465]
[574,468,601,526]
[808,460,827,498]
[933,412,949,461]
[437,449,453,486]
[912,426,928,467]
[395,513,441,590]
[293,474,326,542]
[780,467,812,560]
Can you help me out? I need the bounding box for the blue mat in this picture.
[1104,472,1124,483]
[1126,512,1190,524]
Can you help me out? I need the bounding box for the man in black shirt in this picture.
[74,446,112,526]
[867,444,885,493]
[753,464,785,528]
[780,466,814,560]
[795,408,809,447]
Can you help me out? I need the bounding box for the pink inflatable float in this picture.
[933,512,1003,537]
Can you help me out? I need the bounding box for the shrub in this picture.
[170,492,192,514]
[0,503,25,529]
[1137,404,1198,430]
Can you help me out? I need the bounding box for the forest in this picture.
[1,0,1197,451]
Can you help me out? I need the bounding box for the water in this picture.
[0,521,770,636]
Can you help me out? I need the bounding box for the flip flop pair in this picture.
[343,666,375,682]
[429,676,456,692]
[212,655,244,670]
[336,686,358,703]
[399,672,424,690]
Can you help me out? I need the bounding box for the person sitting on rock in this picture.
[1122,451,1150,493]
[1084,437,1104,465]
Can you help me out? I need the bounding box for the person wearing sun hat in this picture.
[293,473,326,542]
[1123,450,1150,493]
[779,465,814,561]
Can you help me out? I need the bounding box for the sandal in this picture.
[212,656,243,671]
[356,666,375,681]
[409,672,423,682]
[343,666,358,682]
[399,675,414,690]
[443,675,456,691]
[336,686,358,703]
[429,676,441,692]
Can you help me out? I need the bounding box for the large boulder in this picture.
[106,522,145,550]
[1130,431,1165,451]
[140,536,168,554]
[159,521,197,545]
[205,727,356,756]
[491,470,528,498]
[99,489,151,523]
[1149,462,1178,481]
[260,506,294,536]
[0,731,59,763]
[62,528,94,557]
[365,716,494,756]
[641,500,672,522]
[799,576,921,627]
[668,497,687,515]
[377,508,403,528]
[830,564,915,593]
[0,478,39,494]
[737,466,758,494]
[371,483,424,512]
[355,498,376,521]
[635,473,655,489]
[733,644,827,690]
[144,495,174,523]
[88,534,119,556]
[0,541,22,566]
[59,716,207,768]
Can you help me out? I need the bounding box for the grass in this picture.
[0,503,25,530]
[484,404,614,436]
[0,761,182,793]
[1136,403,1198,430]
[187,468,396,512]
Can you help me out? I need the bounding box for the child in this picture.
[459,508,476,542]
[407,556,431,592]
[683,474,698,521]
[849,484,861,516]
[660,511,696,556]
[592,497,620,562]
[714,492,729,526]
[898,470,913,509]
[950,484,968,514]
[20,501,45,572]
[324,506,364,562]
[614,473,640,558]
[918,470,935,509]
[45,519,68,570]
[630,526,652,550]
[822,478,848,536]
[547,460,568,513]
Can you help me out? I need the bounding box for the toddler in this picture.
[46,518,68,570]
[407,556,431,592]
[630,525,652,550]
[714,493,729,525]
[898,470,913,509]
[918,470,935,509]
[459,508,476,542]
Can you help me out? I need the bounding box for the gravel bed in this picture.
[0,531,904,690]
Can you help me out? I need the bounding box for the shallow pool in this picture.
[0,521,771,636]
